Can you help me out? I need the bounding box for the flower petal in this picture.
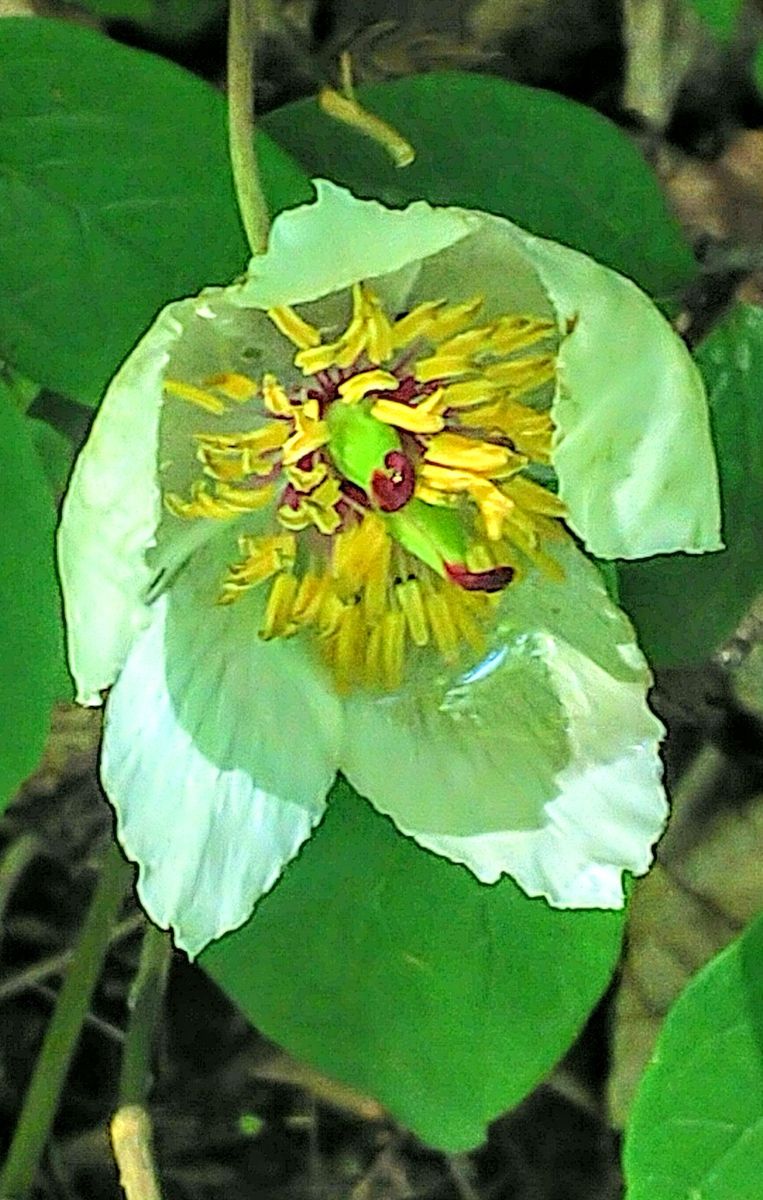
[102,541,343,957]
[503,225,721,559]
[57,288,297,705]
[236,179,478,308]
[340,538,666,908]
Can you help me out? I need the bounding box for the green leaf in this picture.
[26,416,75,498]
[624,911,763,1200]
[617,305,763,665]
[0,383,64,812]
[202,777,624,1151]
[754,43,763,94]
[687,0,742,40]
[75,0,153,19]
[262,70,696,300]
[76,0,227,40]
[0,17,311,407]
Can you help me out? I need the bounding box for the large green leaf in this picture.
[262,71,696,300]
[618,305,763,666]
[0,17,311,407]
[0,385,63,812]
[624,911,763,1199]
[202,778,624,1151]
[687,0,742,40]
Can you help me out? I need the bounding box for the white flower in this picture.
[58,181,721,957]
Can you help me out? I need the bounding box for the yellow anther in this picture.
[413,482,457,507]
[164,379,226,414]
[422,580,460,663]
[390,299,448,348]
[291,570,329,624]
[165,481,275,520]
[268,305,322,350]
[338,368,399,405]
[262,373,293,416]
[203,372,258,403]
[467,477,516,541]
[362,530,392,622]
[331,601,366,692]
[395,578,429,647]
[483,354,555,391]
[414,353,475,382]
[363,290,394,363]
[504,475,567,517]
[370,393,445,434]
[285,458,328,492]
[282,400,328,465]
[456,398,554,462]
[426,296,484,343]
[441,586,486,655]
[424,431,514,475]
[196,421,289,480]
[277,475,342,535]
[331,514,387,594]
[380,609,406,690]
[218,533,296,604]
[488,316,555,355]
[260,572,300,638]
[316,587,345,638]
[438,378,500,410]
[437,325,496,357]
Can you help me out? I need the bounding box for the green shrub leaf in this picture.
[618,305,763,665]
[624,910,763,1199]
[0,17,310,407]
[0,385,63,811]
[202,777,624,1151]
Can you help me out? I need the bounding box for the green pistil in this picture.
[325,401,401,490]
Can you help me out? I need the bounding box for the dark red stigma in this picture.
[444,561,515,593]
[371,450,415,513]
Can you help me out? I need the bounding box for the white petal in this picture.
[236,179,478,308]
[102,551,343,958]
[341,539,666,908]
[57,288,294,705]
[503,225,722,559]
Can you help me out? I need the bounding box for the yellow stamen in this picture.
[504,475,566,517]
[483,354,555,391]
[456,398,554,462]
[338,368,399,405]
[371,392,445,434]
[165,481,275,520]
[437,378,500,410]
[330,601,366,691]
[277,475,342,535]
[195,422,289,480]
[380,609,406,690]
[421,579,460,663]
[203,372,258,402]
[285,458,328,492]
[395,578,429,647]
[260,572,300,638]
[424,430,516,475]
[262,373,293,416]
[164,379,226,414]
[488,315,556,355]
[217,533,296,604]
[292,570,329,624]
[282,399,328,465]
[390,299,448,348]
[426,296,484,343]
[268,306,321,350]
[363,289,394,364]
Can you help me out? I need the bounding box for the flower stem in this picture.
[0,839,132,1200]
[110,922,172,1200]
[227,0,270,255]
[118,922,172,1106]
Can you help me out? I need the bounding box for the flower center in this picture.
[163,283,567,692]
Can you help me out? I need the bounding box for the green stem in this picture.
[227,0,269,255]
[118,923,172,1107]
[0,840,132,1200]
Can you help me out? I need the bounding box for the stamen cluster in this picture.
[164,283,567,691]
